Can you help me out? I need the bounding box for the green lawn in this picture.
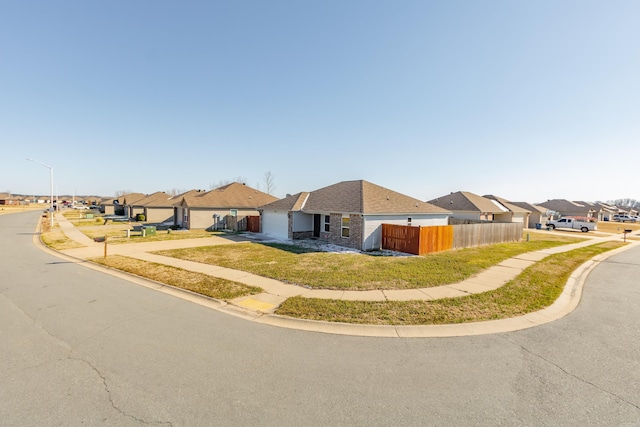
[275,241,625,324]
[155,233,584,291]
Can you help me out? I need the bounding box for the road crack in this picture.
[501,335,640,411]
[69,355,173,426]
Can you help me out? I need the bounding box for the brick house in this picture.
[259,180,450,251]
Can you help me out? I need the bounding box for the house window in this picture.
[341,217,350,238]
[408,217,412,226]
[324,215,330,232]
[230,209,238,217]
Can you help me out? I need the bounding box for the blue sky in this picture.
[2,1,639,204]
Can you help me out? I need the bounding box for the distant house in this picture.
[136,189,198,225]
[0,193,20,205]
[610,204,639,218]
[508,202,548,228]
[101,193,146,215]
[536,199,597,220]
[126,191,175,222]
[176,183,278,230]
[573,201,618,222]
[483,195,531,228]
[427,191,523,223]
[259,180,450,251]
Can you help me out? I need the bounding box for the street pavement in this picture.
[1,210,639,426]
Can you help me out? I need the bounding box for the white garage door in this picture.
[261,211,289,241]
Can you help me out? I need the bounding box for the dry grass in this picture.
[0,205,44,215]
[596,221,640,234]
[71,218,224,244]
[92,255,262,300]
[275,241,626,325]
[40,229,85,250]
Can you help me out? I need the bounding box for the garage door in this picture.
[261,211,289,241]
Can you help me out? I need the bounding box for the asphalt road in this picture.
[1,211,639,426]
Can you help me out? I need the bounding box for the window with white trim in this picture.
[341,217,350,238]
[324,215,330,232]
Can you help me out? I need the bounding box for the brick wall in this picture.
[325,213,363,250]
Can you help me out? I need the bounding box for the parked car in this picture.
[546,217,597,232]
[613,214,636,222]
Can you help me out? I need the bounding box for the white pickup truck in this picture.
[546,217,597,232]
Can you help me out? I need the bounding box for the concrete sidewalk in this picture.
[49,212,639,337]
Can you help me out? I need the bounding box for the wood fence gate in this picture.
[247,216,260,232]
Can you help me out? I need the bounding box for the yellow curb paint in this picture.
[238,298,276,312]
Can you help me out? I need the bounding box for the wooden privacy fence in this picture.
[382,222,524,255]
[230,215,261,232]
[382,224,453,255]
[452,222,523,249]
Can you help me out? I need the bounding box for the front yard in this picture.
[275,241,624,324]
[61,211,227,244]
[154,233,584,291]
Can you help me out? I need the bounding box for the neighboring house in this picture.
[509,202,548,228]
[259,180,451,251]
[483,195,531,228]
[427,191,519,223]
[177,183,278,230]
[536,199,596,220]
[574,201,617,222]
[173,189,208,228]
[0,193,19,205]
[127,191,176,222]
[141,189,201,225]
[102,193,146,215]
[127,191,173,222]
[84,196,102,207]
[611,205,639,218]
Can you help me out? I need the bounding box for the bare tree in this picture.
[263,171,276,195]
[165,188,187,196]
[114,190,131,197]
[607,198,640,208]
[209,176,247,189]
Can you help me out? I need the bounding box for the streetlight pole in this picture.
[26,158,54,228]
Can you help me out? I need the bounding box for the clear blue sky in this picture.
[2,0,639,204]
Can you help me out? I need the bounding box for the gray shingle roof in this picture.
[182,182,278,208]
[510,201,547,214]
[427,191,506,213]
[261,180,449,215]
[537,199,595,212]
[483,195,531,213]
[130,191,171,207]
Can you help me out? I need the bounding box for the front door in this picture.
[313,214,321,238]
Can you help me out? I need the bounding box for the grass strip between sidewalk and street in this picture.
[154,234,583,291]
[40,228,86,250]
[275,241,626,325]
[92,255,262,300]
